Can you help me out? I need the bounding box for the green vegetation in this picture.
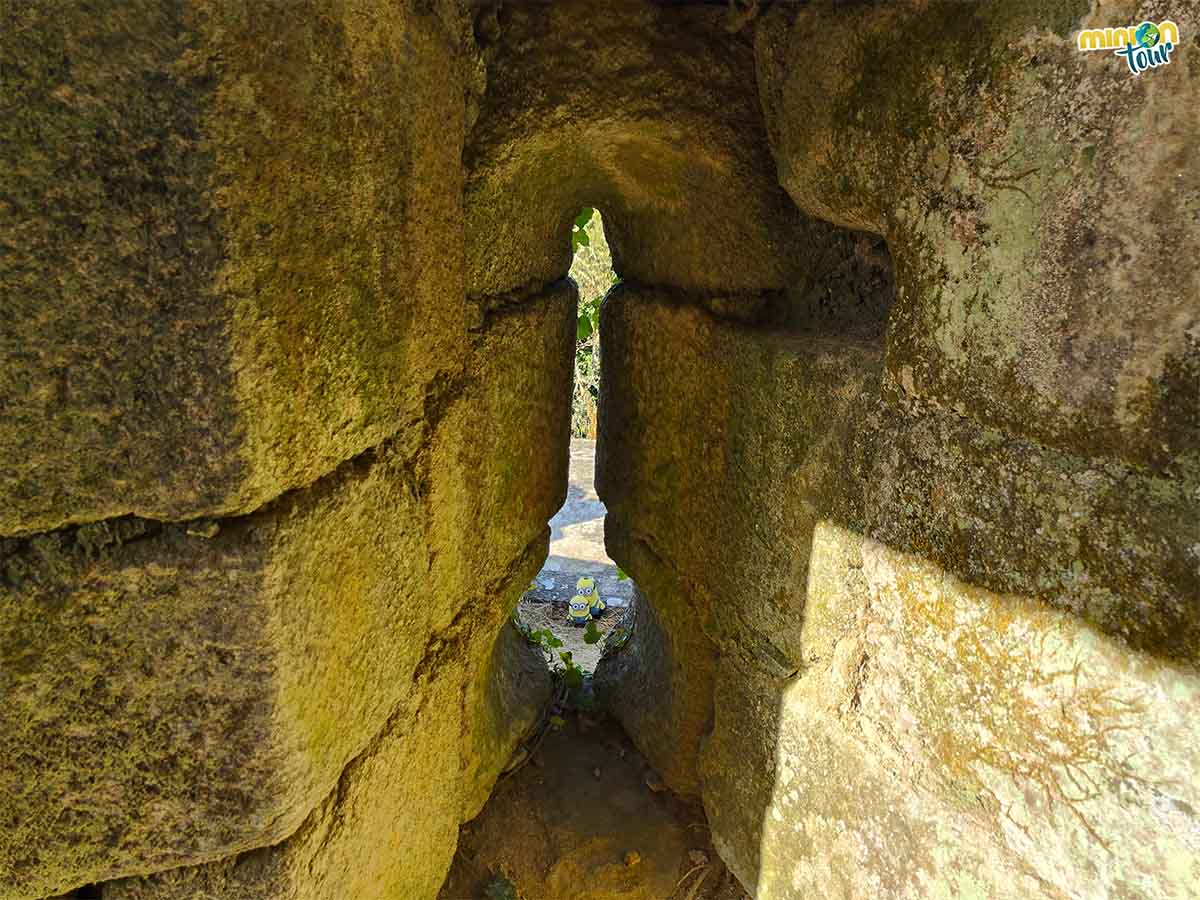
[513,619,585,691]
[567,208,619,438]
[485,873,518,900]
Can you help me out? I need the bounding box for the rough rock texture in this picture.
[594,280,883,798]
[752,529,1200,900]
[105,624,551,900]
[464,0,848,299]
[596,274,1199,895]
[593,582,717,797]
[755,0,1200,469]
[0,0,469,535]
[0,283,572,898]
[4,0,1198,897]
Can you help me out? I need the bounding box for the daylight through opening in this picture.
[514,208,631,681]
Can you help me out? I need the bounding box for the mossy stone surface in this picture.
[0,0,470,536]
[0,281,573,897]
[595,280,1199,896]
[756,0,1199,468]
[464,0,832,298]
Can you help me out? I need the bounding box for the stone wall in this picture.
[595,2,1199,897]
[1,2,570,896]
[2,0,1197,897]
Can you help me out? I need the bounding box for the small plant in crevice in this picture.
[484,872,518,900]
[513,618,586,692]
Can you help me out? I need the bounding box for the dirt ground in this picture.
[438,713,750,900]
[516,597,625,673]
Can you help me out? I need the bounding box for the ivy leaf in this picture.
[574,228,590,248]
[616,566,629,581]
[563,666,584,691]
[576,315,594,341]
[574,207,594,229]
[548,715,566,730]
[584,621,601,644]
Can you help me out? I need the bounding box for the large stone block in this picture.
[464,0,838,297]
[1,438,452,898]
[598,284,883,673]
[593,578,718,798]
[755,0,1200,467]
[867,405,1200,661]
[467,280,578,578]
[0,0,469,535]
[740,529,1200,899]
[595,282,885,793]
[596,280,1199,897]
[105,614,552,900]
[0,284,574,898]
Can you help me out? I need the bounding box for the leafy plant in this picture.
[570,207,593,252]
[583,620,602,645]
[576,294,602,341]
[568,208,618,439]
[485,874,518,900]
[513,618,584,691]
[558,650,584,691]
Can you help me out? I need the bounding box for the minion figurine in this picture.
[567,576,606,627]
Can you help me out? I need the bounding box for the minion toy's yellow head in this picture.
[576,576,596,595]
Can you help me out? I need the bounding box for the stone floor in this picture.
[530,438,632,608]
[517,439,634,671]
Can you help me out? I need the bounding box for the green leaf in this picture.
[485,875,519,900]
[548,715,566,730]
[574,228,590,248]
[574,207,594,229]
[547,635,563,649]
[584,621,601,644]
[576,315,594,341]
[616,566,629,581]
[559,650,573,663]
[563,666,583,691]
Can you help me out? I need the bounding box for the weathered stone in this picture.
[594,281,885,793]
[597,283,884,668]
[0,439,449,897]
[746,528,1200,899]
[0,284,572,898]
[5,2,1198,898]
[460,621,556,822]
[105,621,552,900]
[464,0,837,297]
[593,580,717,798]
[0,0,469,535]
[596,277,1200,897]
[866,404,1200,661]
[756,0,1200,468]
[467,280,578,578]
